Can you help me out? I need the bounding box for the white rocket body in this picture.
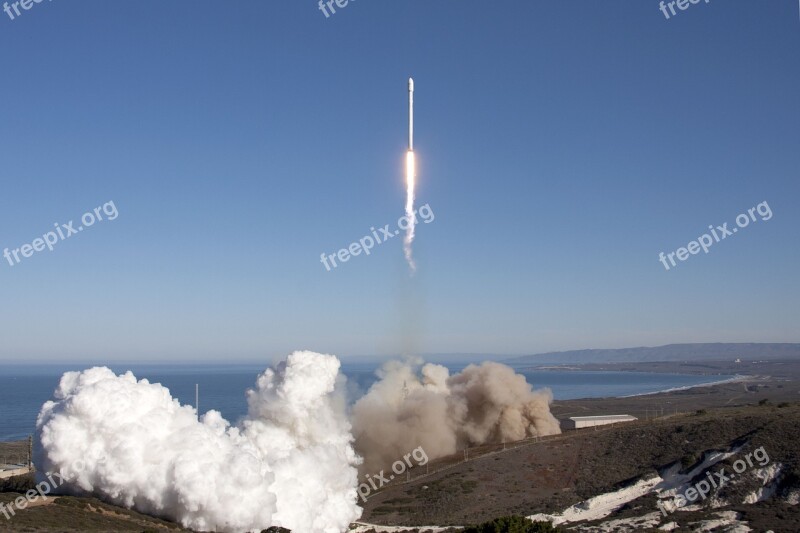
[403,77,417,272]
[408,77,414,151]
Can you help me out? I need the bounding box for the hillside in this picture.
[0,491,189,532]
[2,405,798,531]
[504,343,800,365]
[359,402,800,532]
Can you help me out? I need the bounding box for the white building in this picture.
[561,414,638,430]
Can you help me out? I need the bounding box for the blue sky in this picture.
[0,1,798,363]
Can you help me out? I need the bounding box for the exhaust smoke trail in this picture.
[404,149,416,272]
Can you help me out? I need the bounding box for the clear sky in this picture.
[0,1,798,363]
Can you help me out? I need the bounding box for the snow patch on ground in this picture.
[709,496,729,508]
[567,511,662,532]
[657,449,739,496]
[527,448,745,526]
[689,511,751,532]
[351,523,455,532]
[523,444,782,533]
[679,504,704,512]
[528,476,662,525]
[786,489,800,505]
[654,449,741,514]
[743,463,782,504]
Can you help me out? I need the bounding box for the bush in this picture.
[759,399,769,406]
[681,453,698,469]
[463,515,559,532]
[0,472,35,494]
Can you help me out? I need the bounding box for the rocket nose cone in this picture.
[409,78,414,91]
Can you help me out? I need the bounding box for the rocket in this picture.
[408,77,414,151]
[403,77,417,272]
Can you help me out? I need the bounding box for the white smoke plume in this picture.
[35,351,361,533]
[35,353,562,531]
[403,150,417,272]
[351,359,562,474]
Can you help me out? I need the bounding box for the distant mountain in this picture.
[340,353,494,368]
[503,343,800,366]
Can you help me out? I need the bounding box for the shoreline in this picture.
[0,366,757,442]
[524,362,752,376]
[549,360,800,421]
[617,374,750,399]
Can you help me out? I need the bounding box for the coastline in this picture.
[549,360,800,422]
[617,374,750,398]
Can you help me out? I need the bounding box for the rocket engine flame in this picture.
[404,150,416,272]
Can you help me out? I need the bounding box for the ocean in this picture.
[0,362,735,442]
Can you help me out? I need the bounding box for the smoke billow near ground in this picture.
[352,358,561,475]
[35,351,560,532]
